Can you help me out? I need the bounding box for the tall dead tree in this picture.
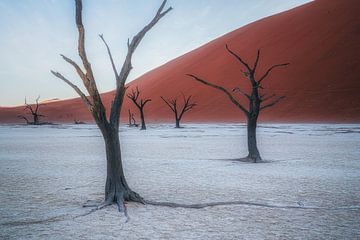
[18,96,45,125]
[160,94,196,128]
[187,45,289,162]
[127,87,151,130]
[51,0,172,212]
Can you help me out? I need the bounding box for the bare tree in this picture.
[160,94,196,128]
[127,87,151,130]
[128,109,138,127]
[51,0,172,212]
[187,45,289,162]
[74,119,86,124]
[18,96,45,125]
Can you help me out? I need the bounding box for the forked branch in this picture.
[127,87,151,109]
[160,96,176,112]
[110,0,172,124]
[116,0,172,86]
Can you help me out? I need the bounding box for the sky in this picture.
[0,0,311,106]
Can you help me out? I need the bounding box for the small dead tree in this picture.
[160,94,196,128]
[74,119,86,124]
[127,87,151,130]
[187,45,289,162]
[18,96,45,125]
[127,109,138,127]
[51,0,172,213]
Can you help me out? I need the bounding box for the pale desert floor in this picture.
[0,124,359,239]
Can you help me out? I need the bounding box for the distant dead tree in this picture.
[51,0,172,214]
[128,109,138,127]
[127,87,151,130]
[18,96,45,125]
[74,119,86,124]
[187,45,289,162]
[160,94,196,128]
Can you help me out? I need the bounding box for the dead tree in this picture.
[18,96,45,125]
[74,119,86,124]
[127,109,138,127]
[127,87,151,130]
[160,94,196,128]
[187,45,289,162]
[51,0,172,213]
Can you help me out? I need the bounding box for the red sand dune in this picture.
[1,0,360,124]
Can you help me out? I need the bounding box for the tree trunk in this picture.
[140,109,146,130]
[246,115,261,162]
[128,109,132,126]
[175,118,180,128]
[34,115,39,125]
[102,126,142,203]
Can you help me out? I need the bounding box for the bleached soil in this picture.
[0,123,359,239]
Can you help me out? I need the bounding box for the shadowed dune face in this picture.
[1,0,360,124]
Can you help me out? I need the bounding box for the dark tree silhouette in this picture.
[160,94,196,128]
[74,119,86,124]
[127,87,151,130]
[128,109,139,127]
[51,0,172,213]
[18,96,45,125]
[187,45,289,162]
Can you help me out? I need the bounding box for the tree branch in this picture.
[72,0,106,125]
[179,94,196,120]
[225,44,252,73]
[258,63,290,83]
[51,70,93,111]
[187,74,249,115]
[75,0,95,84]
[34,96,41,118]
[18,115,30,124]
[233,87,251,100]
[24,97,35,115]
[99,34,119,84]
[260,96,286,110]
[260,93,276,102]
[127,87,150,109]
[110,0,172,125]
[117,0,172,86]
[60,54,90,92]
[142,99,152,107]
[127,90,141,109]
[253,49,261,72]
[160,96,176,112]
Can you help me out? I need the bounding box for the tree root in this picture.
[116,199,130,223]
[236,156,265,163]
[2,199,359,227]
[80,190,144,222]
[1,214,70,227]
[144,199,360,210]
